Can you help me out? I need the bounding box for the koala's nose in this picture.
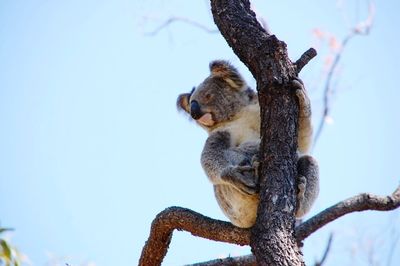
[190,100,202,120]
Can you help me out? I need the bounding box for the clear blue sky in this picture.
[0,1,399,265]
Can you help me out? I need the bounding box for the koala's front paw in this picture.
[221,165,259,195]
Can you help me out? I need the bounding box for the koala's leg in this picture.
[292,79,313,154]
[295,155,319,218]
[201,131,232,184]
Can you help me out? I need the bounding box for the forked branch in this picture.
[139,186,400,265]
[188,233,334,266]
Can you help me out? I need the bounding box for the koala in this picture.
[177,60,319,228]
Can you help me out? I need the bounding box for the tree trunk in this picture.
[138,1,400,265]
[211,0,303,265]
[252,83,303,265]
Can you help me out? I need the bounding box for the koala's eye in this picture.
[204,93,213,102]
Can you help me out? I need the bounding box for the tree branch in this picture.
[139,185,400,265]
[295,48,317,74]
[296,185,400,241]
[211,0,296,84]
[186,254,256,266]
[144,17,219,36]
[139,1,395,265]
[138,207,250,266]
[210,1,316,265]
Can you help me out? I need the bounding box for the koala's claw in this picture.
[221,166,259,195]
[251,155,260,181]
[291,78,304,90]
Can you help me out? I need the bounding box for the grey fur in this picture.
[177,60,319,228]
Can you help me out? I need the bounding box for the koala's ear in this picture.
[209,60,245,90]
[176,88,194,114]
[244,87,257,103]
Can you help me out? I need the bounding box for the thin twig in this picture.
[314,233,334,266]
[313,1,375,148]
[144,17,219,36]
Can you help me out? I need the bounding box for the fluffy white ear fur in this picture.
[176,93,191,113]
[209,60,245,91]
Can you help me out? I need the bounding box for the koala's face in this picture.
[177,60,256,130]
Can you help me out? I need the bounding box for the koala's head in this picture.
[177,60,257,131]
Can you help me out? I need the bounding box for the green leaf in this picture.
[0,239,12,261]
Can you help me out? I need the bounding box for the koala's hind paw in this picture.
[221,165,259,195]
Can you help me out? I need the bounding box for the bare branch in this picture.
[138,207,250,266]
[295,48,318,74]
[186,254,256,266]
[144,17,218,36]
[187,233,334,266]
[296,185,400,241]
[139,1,397,265]
[313,1,375,147]
[139,185,400,265]
[314,233,334,266]
[143,3,272,37]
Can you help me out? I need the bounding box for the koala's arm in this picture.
[201,131,258,194]
[201,131,231,183]
[293,79,313,154]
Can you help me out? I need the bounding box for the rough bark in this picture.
[187,254,256,266]
[138,207,251,266]
[138,1,400,265]
[138,184,400,265]
[190,186,400,266]
[210,0,302,265]
[296,186,400,241]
